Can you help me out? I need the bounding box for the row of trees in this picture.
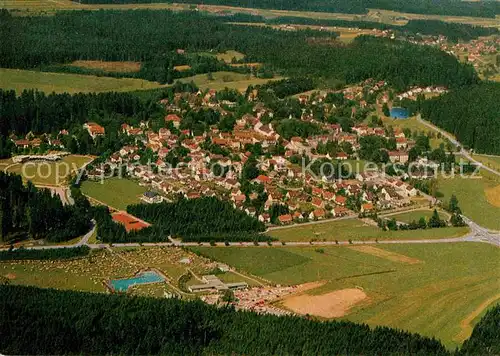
[0,10,479,91]
[75,0,500,18]
[420,83,500,155]
[0,246,90,261]
[0,172,91,242]
[0,284,451,355]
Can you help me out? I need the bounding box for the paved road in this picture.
[417,114,500,178]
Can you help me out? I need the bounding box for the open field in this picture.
[0,155,93,186]
[80,177,147,210]
[438,176,500,230]
[4,1,498,27]
[267,218,469,242]
[191,242,500,348]
[383,209,448,223]
[472,154,500,173]
[216,50,245,63]
[0,68,162,94]
[176,71,283,92]
[69,60,141,73]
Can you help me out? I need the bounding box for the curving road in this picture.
[417,114,500,178]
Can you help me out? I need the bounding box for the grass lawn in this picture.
[267,218,469,242]
[0,155,93,186]
[0,68,162,94]
[438,176,500,230]
[176,71,283,92]
[191,242,500,348]
[382,115,447,149]
[472,154,500,174]
[216,50,245,63]
[382,209,448,223]
[80,177,147,210]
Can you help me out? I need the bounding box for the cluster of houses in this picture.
[81,83,423,226]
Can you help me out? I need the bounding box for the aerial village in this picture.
[45,78,445,228]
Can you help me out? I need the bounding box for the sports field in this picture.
[80,177,147,210]
[267,218,469,242]
[190,242,500,348]
[176,71,283,92]
[0,68,162,94]
[438,176,500,230]
[0,155,93,186]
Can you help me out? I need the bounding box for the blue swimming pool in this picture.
[390,107,409,119]
[110,271,165,292]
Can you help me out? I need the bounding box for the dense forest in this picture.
[459,304,500,355]
[0,246,90,261]
[420,83,500,155]
[74,0,500,18]
[127,196,266,240]
[0,172,91,243]
[0,10,478,91]
[0,284,451,355]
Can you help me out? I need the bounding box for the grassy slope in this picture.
[383,209,448,223]
[80,177,147,210]
[268,218,469,242]
[0,68,162,94]
[190,242,500,348]
[438,176,500,230]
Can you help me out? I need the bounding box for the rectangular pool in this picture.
[110,270,165,292]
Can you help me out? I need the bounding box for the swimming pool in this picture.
[390,107,409,119]
[110,270,165,292]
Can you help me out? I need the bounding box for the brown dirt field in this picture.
[454,293,500,342]
[349,246,422,265]
[71,60,141,73]
[230,63,262,68]
[5,273,16,280]
[485,185,500,208]
[174,65,192,72]
[283,288,367,318]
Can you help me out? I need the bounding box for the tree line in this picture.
[74,0,500,18]
[228,13,499,41]
[0,172,92,243]
[0,10,479,91]
[0,284,451,355]
[420,83,500,155]
[0,246,90,261]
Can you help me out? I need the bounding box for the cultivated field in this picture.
[69,60,141,73]
[268,218,469,242]
[176,71,283,92]
[438,176,500,230]
[80,177,147,210]
[0,68,162,94]
[190,242,500,348]
[0,155,93,186]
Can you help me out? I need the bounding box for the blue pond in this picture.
[390,107,409,119]
[110,271,165,292]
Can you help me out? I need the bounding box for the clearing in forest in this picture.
[70,60,141,73]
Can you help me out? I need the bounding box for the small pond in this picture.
[390,107,409,119]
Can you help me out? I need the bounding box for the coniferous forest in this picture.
[420,83,500,155]
[0,172,91,243]
[0,10,478,91]
[0,284,452,355]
